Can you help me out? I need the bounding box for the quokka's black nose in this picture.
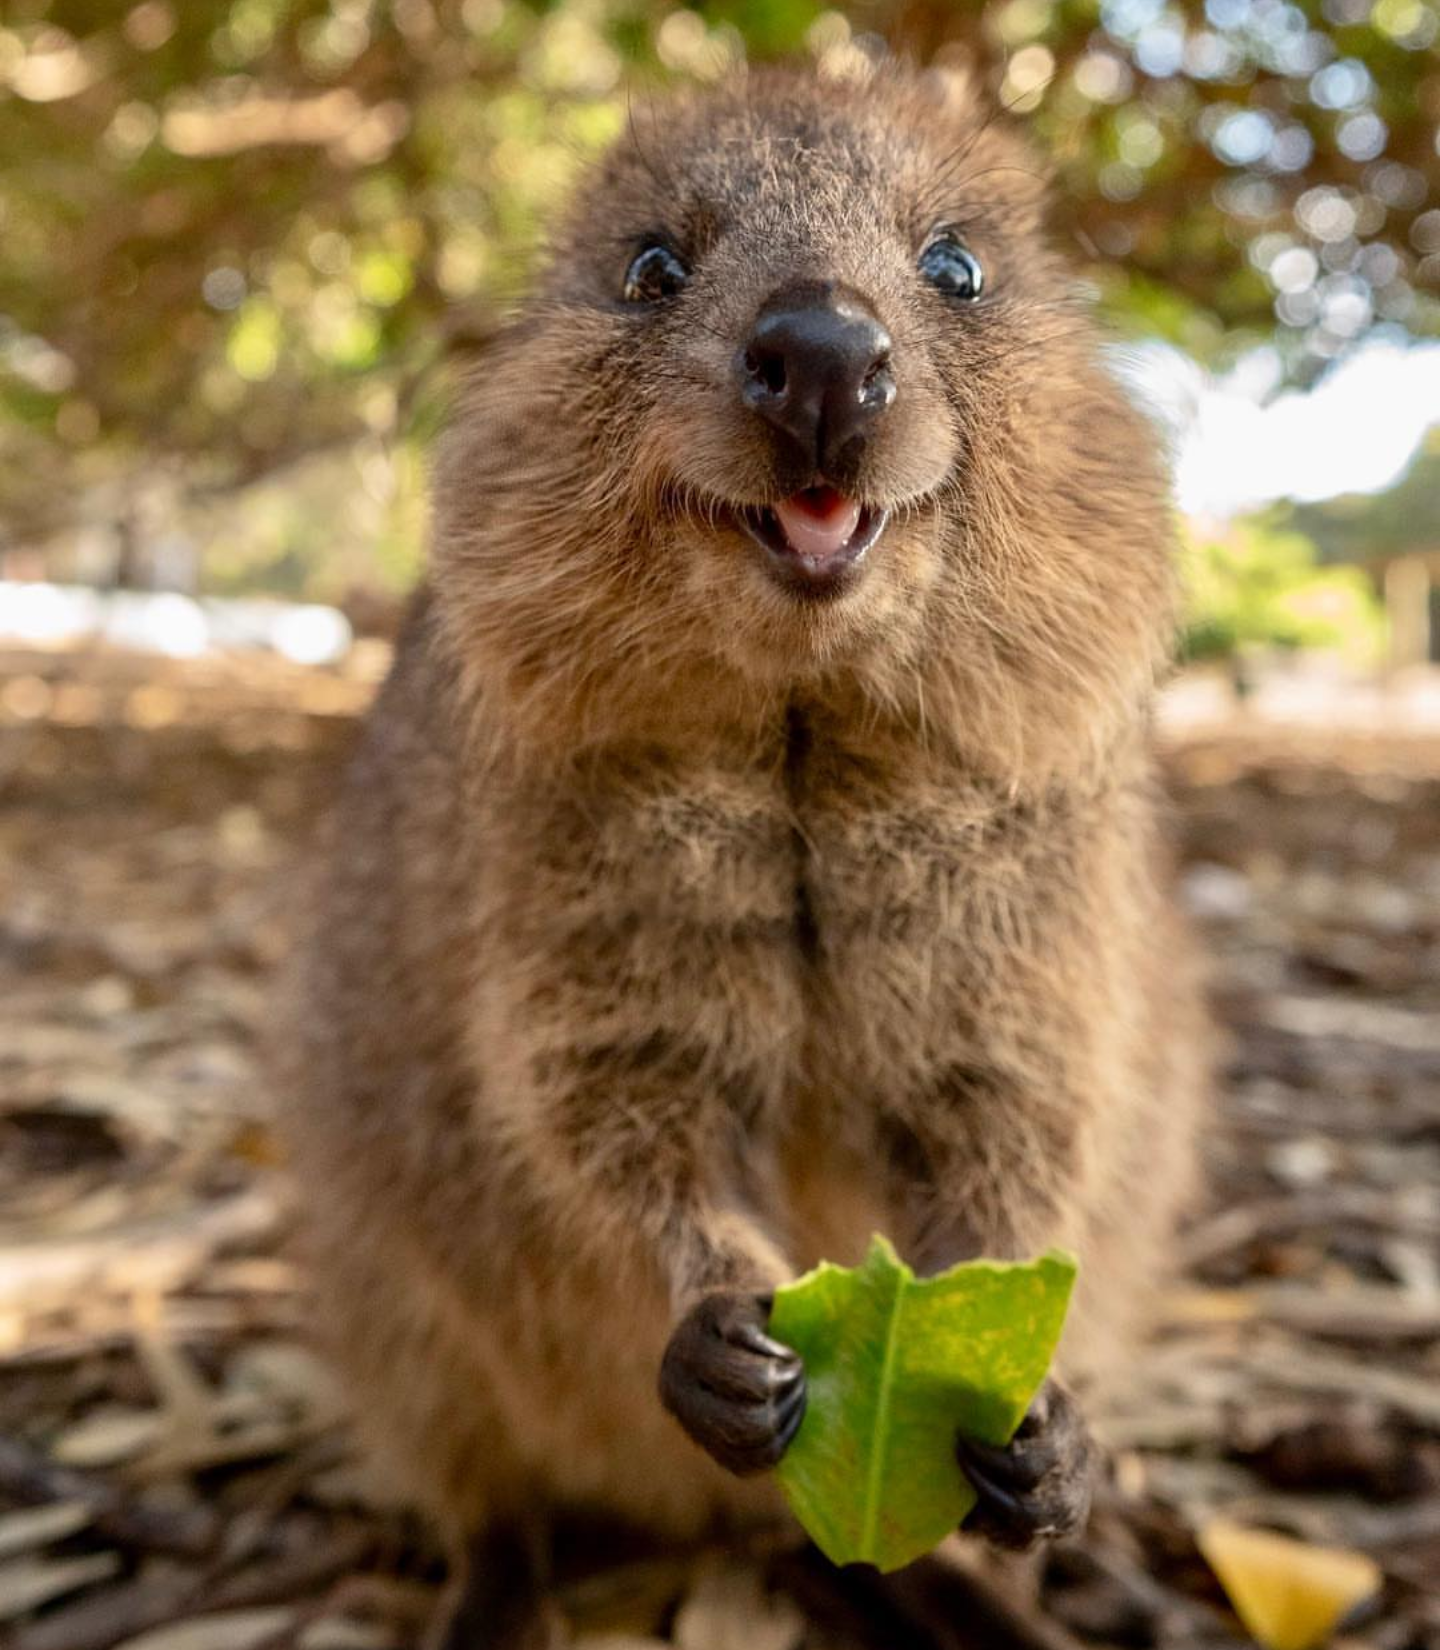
[738,284,895,477]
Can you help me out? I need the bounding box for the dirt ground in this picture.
[1,644,1437,1650]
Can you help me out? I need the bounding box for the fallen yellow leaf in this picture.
[1198,1519,1382,1650]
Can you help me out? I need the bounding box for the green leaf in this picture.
[768,1236,1077,1573]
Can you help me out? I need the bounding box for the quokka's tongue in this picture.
[773,488,862,561]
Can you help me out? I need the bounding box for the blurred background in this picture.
[0,0,1438,671]
[1,5,1439,1650]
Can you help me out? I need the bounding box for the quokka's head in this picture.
[436,61,1174,748]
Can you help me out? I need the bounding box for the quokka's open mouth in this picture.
[735,486,890,599]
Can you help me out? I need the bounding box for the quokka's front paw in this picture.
[659,1290,806,1476]
[956,1378,1095,1551]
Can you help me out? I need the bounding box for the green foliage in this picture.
[193,433,429,599]
[768,1236,1077,1573]
[1182,514,1387,662]
[700,0,819,57]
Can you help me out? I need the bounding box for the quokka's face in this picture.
[451,65,1121,686]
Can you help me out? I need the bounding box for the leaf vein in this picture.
[859,1266,908,1563]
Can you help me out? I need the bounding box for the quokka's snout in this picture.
[738,281,896,482]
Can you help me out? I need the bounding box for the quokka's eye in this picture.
[623,243,689,303]
[918,236,985,301]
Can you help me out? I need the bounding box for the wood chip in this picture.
[51,1408,168,1470]
[0,1191,281,1316]
[0,1502,92,1562]
[0,1552,121,1622]
[672,1562,804,1650]
[111,1610,297,1650]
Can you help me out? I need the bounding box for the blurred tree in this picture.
[1291,426,1440,564]
[1181,511,1386,662]
[1289,428,1440,662]
[0,0,1436,544]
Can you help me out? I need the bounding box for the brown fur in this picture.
[277,56,1208,1609]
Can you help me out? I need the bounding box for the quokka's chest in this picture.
[501,755,1046,1013]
